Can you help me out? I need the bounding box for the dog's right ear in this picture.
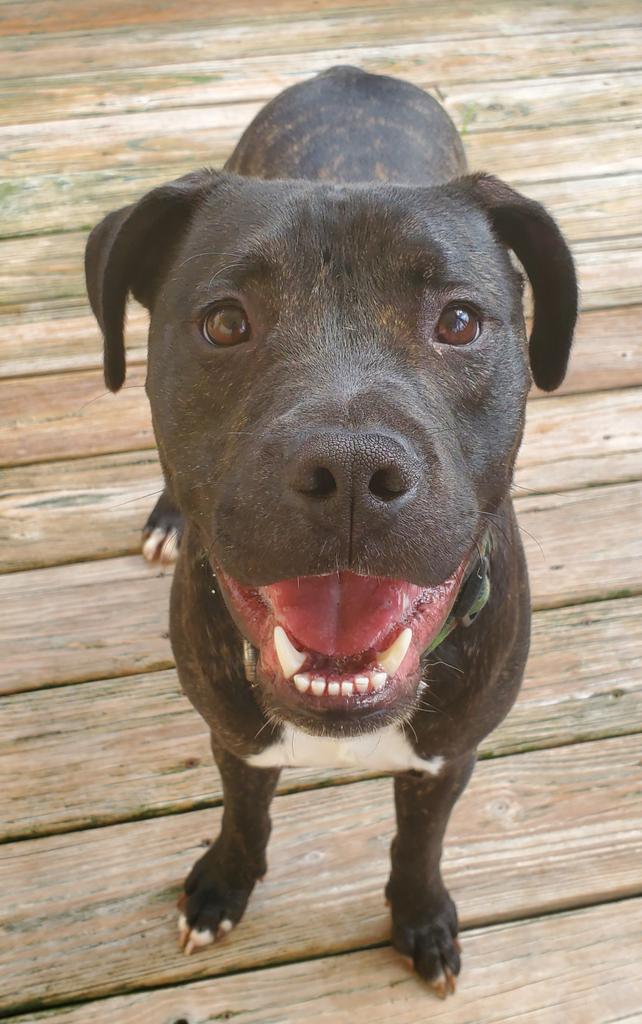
[85,169,218,392]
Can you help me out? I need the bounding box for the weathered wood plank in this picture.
[0,365,154,468]
[0,450,162,571]
[13,898,642,1024]
[3,10,641,85]
[2,480,641,694]
[516,480,642,609]
[534,304,642,398]
[1,595,639,840]
[2,0,639,43]
[2,102,640,203]
[1,223,639,325]
[3,47,640,128]
[2,387,641,572]
[1,556,173,693]
[0,733,640,1012]
[4,121,641,240]
[0,308,148,379]
[2,303,640,401]
[516,387,642,495]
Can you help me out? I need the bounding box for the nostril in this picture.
[369,465,410,502]
[297,465,338,499]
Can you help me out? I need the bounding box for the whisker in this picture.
[108,487,165,511]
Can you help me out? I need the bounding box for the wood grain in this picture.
[0,365,154,468]
[516,480,642,609]
[2,480,641,694]
[0,733,640,1012]
[2,387,641,572]
[1,323,642,471]
[0,307,148,379]
[12,898,642,1024]
[1,119,642,243]
[3,188,642,312]
[3,302,640,396]
[2,0,639,44]
[0,450,163,571]
[516,387,642,495]
[1,595,639,839]
[2,117,641,241]
[2,5,642,1017]
[1,555,173,693]
[3,46,640,128]
[3,11,641,85]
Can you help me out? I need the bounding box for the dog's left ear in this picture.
[460,173,578,391]
[85,169,218,392]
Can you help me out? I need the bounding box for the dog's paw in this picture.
[178,909,234,955]
[142,492,183,565]
[389,887,461,998]
[177,845,255,956]
[142,524,181,564]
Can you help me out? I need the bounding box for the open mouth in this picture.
[215,554,470,717]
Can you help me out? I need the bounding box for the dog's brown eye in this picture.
[436,305,481,346]
[202,304,250,347]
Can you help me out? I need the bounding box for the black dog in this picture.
[86,67,577,996]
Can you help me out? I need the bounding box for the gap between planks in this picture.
[6,897,642,1023]
[1,593,640,840]
[2,118,641,244]
[2,57,640,129]
[0,732,640,1013]
[3,193,642,310]
[2,478,642,694]
[1,385,642,572]
[2,0,640,46]
[1,334,641,472]
[2,300,640,385]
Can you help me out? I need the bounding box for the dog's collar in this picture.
[423,530,492,657]
[241,532,491,683]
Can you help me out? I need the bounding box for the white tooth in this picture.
[354,675,370,694]
[294,673,310,693]
[341,681,354,697]
[370,671,387,691]
[377,627,412,676]
[311,678,326,696]
[328,681,341,696]
[274,625,307,679]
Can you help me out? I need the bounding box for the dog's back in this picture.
[226,65,467,186]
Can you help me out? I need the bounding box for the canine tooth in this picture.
[274,626,307,679]
[294,673,310,693]
[370,671,387,691]
[328,681,341,696]
[354,675,370,694]
[311,678,326,696]
[377,627,412,676]
[341,681,354,697]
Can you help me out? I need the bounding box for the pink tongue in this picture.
[260,572,425,656]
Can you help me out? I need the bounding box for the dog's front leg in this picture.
[178,743,280,954]
[386,752,476,996]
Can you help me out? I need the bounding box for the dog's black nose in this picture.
[287,430,419,514]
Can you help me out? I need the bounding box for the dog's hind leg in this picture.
[142,487,183,564]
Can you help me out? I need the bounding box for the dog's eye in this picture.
[202,304,250,347]
[435,304,481,346]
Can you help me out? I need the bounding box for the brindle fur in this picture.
[85,66,576,990]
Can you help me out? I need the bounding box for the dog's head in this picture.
[86,170,576,735]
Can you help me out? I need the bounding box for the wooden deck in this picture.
[1,1,642,1020]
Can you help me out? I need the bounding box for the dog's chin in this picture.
[213,554,470,736]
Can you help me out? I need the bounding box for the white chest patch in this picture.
[246,724,444,775]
